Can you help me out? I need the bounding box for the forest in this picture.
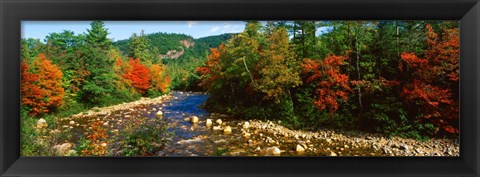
[20,21,459,156]
[196,21,459,139]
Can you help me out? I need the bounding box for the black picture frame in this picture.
[1,0,479,176]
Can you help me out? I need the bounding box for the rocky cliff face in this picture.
[180,39,195,49]
[159,39,195,59]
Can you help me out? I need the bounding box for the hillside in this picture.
[113,32,236,91]
[113,33,236,61]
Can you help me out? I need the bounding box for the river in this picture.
[57,91,458,156]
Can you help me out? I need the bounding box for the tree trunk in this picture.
[356,35,363,109]
[243,57,255,84]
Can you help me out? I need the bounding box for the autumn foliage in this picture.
[21,62,44,116]
[149,64,171,94]
[302,55,351,117]
[196,44,224,90]
[122,58,151,94]
[79,121,108,156]
[399,24,459,134]
[21,53,64,116]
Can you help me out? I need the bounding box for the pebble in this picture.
[36,119,48,129]
[242,121,250,129]
[190,116,199,123]
[216,119,222,125]
[223,126,232,134]
[156,111,163,118]
[296,144,305,152]
[206,119,213,127]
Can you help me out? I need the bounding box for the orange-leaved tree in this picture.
[22,53,64,116]
[122,58,150,95]
[399,24,459,134]
[21,62,44,116]
[196,44,225,91]
[149,64,171,94]
[302,55,351,120]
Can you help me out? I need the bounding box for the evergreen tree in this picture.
[128,30,152,63]
[81,21,117,105]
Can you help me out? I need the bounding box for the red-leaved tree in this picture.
[302,55,351,120]
[399,24,459,134]
[122,58,150,94]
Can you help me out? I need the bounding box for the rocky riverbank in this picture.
[67,94,173,119]
[234,119,459,156]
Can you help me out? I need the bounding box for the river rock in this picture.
[190,116,199,123]
[399,144,409,151]
[329,151,338,156]
[296,144,305,152]
[243,132,251,138]
[206,119,213,127]
[156,111,163,118]
[263,147,281,156]
[216,119,222,125]
[36,119,48,129]
[213,126,222,131]
[242,121,250,129]
[223,126,232,134]
[69,120,75,125]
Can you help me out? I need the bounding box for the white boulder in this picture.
[36,119,48,129]
[296,144,305,152]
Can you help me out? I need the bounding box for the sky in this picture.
[22,21,248,42]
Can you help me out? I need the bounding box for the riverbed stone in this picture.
[242,121,250,129]
[399,144,409,151]
[69,120,75,125]
[223,126,232,134]
[36,118,48,129]
[206,119,213,127]
[156,111,163,118]
[296,144,305,152]
[190,116,199,123]
[216,119,222,125]
[262,147,281,156]
[213,126,222,131]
